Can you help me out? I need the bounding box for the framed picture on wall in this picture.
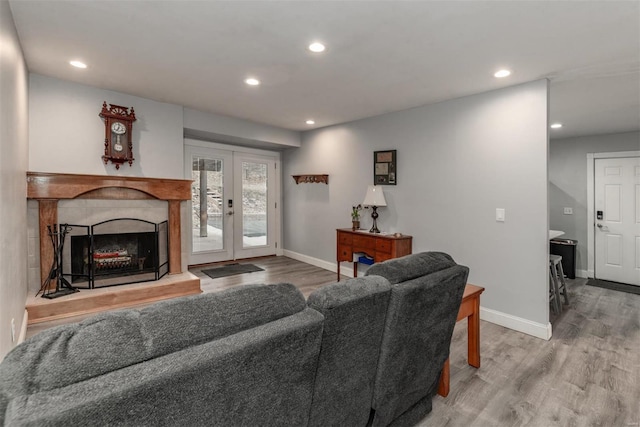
[374,150,396,185]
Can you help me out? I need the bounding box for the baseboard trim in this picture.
[283,250,553,339]
[576,269,589,279]
[18,310,28,344]
[480,307,552,340]
[283,250,357,278]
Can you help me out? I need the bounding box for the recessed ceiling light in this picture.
[69,60,87,69]
[308,42,326,53]
[494,69,511,78]
[550,123,563,129]
[305,120,315,125]
[245,78,260,86]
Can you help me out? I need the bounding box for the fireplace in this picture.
[27,172,192,284]
[64,218,169,288]
[26,172,201,324]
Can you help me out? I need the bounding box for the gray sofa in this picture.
[0,252,468,426]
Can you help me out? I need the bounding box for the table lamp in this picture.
[362,185,387,233]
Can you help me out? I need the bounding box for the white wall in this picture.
[29,75,300,179]
[184,108,300,149]
[284,80,550,336]
[29,74,185,179]
[25,75,295,291]
[549,131,640,275]
[0,0,29,360]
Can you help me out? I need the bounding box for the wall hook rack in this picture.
[292,174,329,185]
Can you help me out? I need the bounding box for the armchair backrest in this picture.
[366,252,469,427]
[307,276,391,427]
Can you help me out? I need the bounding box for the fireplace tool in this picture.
[39,224,79,299]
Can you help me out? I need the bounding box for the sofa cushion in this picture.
[307,276,391,427]
[0,283,305,408]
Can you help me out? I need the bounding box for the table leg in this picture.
[353,261,358,278]
[467,296,480,368]
[437,358,450,397]
[337,262,341,282]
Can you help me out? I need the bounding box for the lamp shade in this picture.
[362,185,387,207]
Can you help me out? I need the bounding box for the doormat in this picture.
[586,278,640,295]
[202,263,264,279]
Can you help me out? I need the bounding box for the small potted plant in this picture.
[351,204,362,230]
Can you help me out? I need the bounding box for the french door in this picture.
[184,144,278,265]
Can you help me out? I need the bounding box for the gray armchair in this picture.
[366,252,469,426]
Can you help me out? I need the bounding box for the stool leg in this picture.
[556,262,570,305]
[550,264,562,314]
[549,268,561,315]
[548,270,556,314]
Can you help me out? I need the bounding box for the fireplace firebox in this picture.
[63,218,168,288]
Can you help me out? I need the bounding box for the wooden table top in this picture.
[463,283,485,300]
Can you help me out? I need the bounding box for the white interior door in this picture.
[185,144,279,265]
[594,157,640,286]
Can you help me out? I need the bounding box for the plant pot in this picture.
[352,220,360,231]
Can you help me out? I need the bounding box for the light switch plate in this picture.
[563,207,573,215]
[496,208,505,222]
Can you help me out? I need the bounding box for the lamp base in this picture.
[369,206,380,233]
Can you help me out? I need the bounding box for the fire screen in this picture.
[62,218,168,288]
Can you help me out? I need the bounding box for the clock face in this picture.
[111,121,126,135]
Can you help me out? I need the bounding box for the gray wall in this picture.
[26,74,296,290]
[28,75,300,179]
[284,80,550,327]
[183,108,300,148]
[0,0,29,360]
[29,74,185,179]
[549,131,640,275]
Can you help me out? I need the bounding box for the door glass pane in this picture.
[191,156,223,252]
[242,161,267,247]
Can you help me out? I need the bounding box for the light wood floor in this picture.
[26,256,640,426]
[192,256,340,298]
[425,276,640,427]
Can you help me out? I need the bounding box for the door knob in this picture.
[227,211,234,216]
[596,223,603,228]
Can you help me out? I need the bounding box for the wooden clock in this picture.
[99,101,136,169]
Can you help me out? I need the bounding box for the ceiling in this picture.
[8,1,640,139]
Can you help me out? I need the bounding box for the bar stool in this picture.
[549,254,570,314]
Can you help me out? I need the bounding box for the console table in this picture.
[336,229,412,281]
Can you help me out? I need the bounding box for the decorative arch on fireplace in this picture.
[75,187,156,200]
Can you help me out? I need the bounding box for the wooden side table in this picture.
[437,283,485,397]
[336,229,412,281]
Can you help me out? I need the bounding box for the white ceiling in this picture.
[8,1,640,139]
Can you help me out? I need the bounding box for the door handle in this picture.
[597,223,603,228]
[227,211,234,216]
